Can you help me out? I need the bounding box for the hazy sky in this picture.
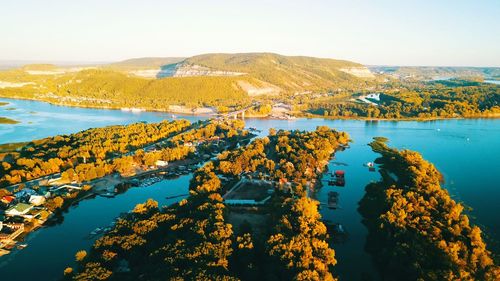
[1,0,499,66]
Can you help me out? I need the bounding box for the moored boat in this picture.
[328,191,339,209]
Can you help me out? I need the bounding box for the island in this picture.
[0,117,19,124]
[359,138,499,280]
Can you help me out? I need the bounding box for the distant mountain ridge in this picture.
[107,57,186,71]
[369,66,500,80]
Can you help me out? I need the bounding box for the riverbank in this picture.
[300,112,500,121]
[0,95,218,117]
[2,95,499,121]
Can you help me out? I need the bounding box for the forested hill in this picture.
[182,53,375,91]
[108,53,375,93]
[0,52,375,110]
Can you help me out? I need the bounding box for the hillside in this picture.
[112,53,375,94]
[0,68,251,110]
[182,53,374,93]
[370,66,500,81]
[0,52,378,112]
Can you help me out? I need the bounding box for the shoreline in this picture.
[0,95,499,122]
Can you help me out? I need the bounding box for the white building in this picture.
[29,195,46,206]
[155,160,169,167]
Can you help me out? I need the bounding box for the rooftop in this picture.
[6,203,33,214]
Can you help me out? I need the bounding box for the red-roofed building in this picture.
[1,196,15,205]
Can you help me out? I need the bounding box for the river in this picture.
[1,98,499,281]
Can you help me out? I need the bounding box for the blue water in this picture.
[0,98,499,280]
[244,118,500,279]
[0,174,192,281]
[0,98,205,144]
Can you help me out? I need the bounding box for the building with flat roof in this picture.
[5,203,33,217]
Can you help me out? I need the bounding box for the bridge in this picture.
[218,103,259,120]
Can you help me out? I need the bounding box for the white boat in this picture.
[90,227,103,235]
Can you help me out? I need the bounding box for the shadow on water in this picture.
[156,63,179,78]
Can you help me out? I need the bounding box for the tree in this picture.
[75,250,87,262]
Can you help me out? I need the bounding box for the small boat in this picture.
[100,192,115,198]
[166,194,188,200]
[90,227,103,235]
[16,244,28,249]
[328,191,339,209]
[333,224,345,234]
[364,162,374,168]
[325,222,348,243]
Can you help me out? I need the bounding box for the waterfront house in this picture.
[24,208,46,220]
[36,186,51,198]
[155,160,168,167]
[5,203,33,217]
[0,223,25,244]
[14,189,37,202]
[1,195,15,205]
[29,195,46,206]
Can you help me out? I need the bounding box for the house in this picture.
[36,186,51,198]
[5,203,33,217]
[155,160,168,167]
[29,195,46,206]
[24,208,45,220]
[1,195,15,205]
[14,189,37,201]
[0,223,24,243]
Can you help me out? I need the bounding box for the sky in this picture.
[0,0,499,66]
